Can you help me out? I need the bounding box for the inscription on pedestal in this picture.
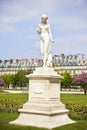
[33,87,43,94]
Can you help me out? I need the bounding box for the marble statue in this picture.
[37,14,54,67]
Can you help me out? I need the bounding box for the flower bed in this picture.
[66,103,87,120]
[0,99,22,113]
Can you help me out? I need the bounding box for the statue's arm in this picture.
[37,24,41,34]
[48,24,54,43]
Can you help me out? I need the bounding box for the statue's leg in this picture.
[43,41,50,67]
[40,41,44,66]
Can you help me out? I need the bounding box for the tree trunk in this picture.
[83,88,86,95]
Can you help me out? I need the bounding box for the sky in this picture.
[0,0,87,60]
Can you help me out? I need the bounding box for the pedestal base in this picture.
[9,67,75,129]
[10,108,74,129]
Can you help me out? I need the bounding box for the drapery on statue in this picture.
[37,14,54,67]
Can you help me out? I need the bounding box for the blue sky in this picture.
[0,0,87,60]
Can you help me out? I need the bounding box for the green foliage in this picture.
[61,71,73,87]
[13,70,28,87]
[1,70,28,88]
[66,103,87,120]
[1,74,15,87]
[52,62,57,67]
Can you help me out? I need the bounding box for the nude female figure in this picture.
[37,14,54,67]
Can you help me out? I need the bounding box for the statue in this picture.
[37,14,54,67]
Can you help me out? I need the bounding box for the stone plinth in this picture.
[9,67,74,129]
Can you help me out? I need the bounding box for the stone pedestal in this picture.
[10,67,74,129]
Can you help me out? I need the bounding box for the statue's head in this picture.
[41,14,48,20]
[41,14,48,24]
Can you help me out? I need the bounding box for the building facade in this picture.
[0,54,87,76]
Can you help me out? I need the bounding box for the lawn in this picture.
[61,94,87,105]
[0,93,87,130]
[0,93,28,104]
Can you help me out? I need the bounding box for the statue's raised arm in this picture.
[37,14,54,67]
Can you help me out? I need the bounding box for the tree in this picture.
[61,71,73,89]
[14,70,28,88]
[0,78,4,87]
[1,70,28,88]
[1,74,15,88]
[73,72,87,95]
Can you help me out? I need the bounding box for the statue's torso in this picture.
[39,24,50,34]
